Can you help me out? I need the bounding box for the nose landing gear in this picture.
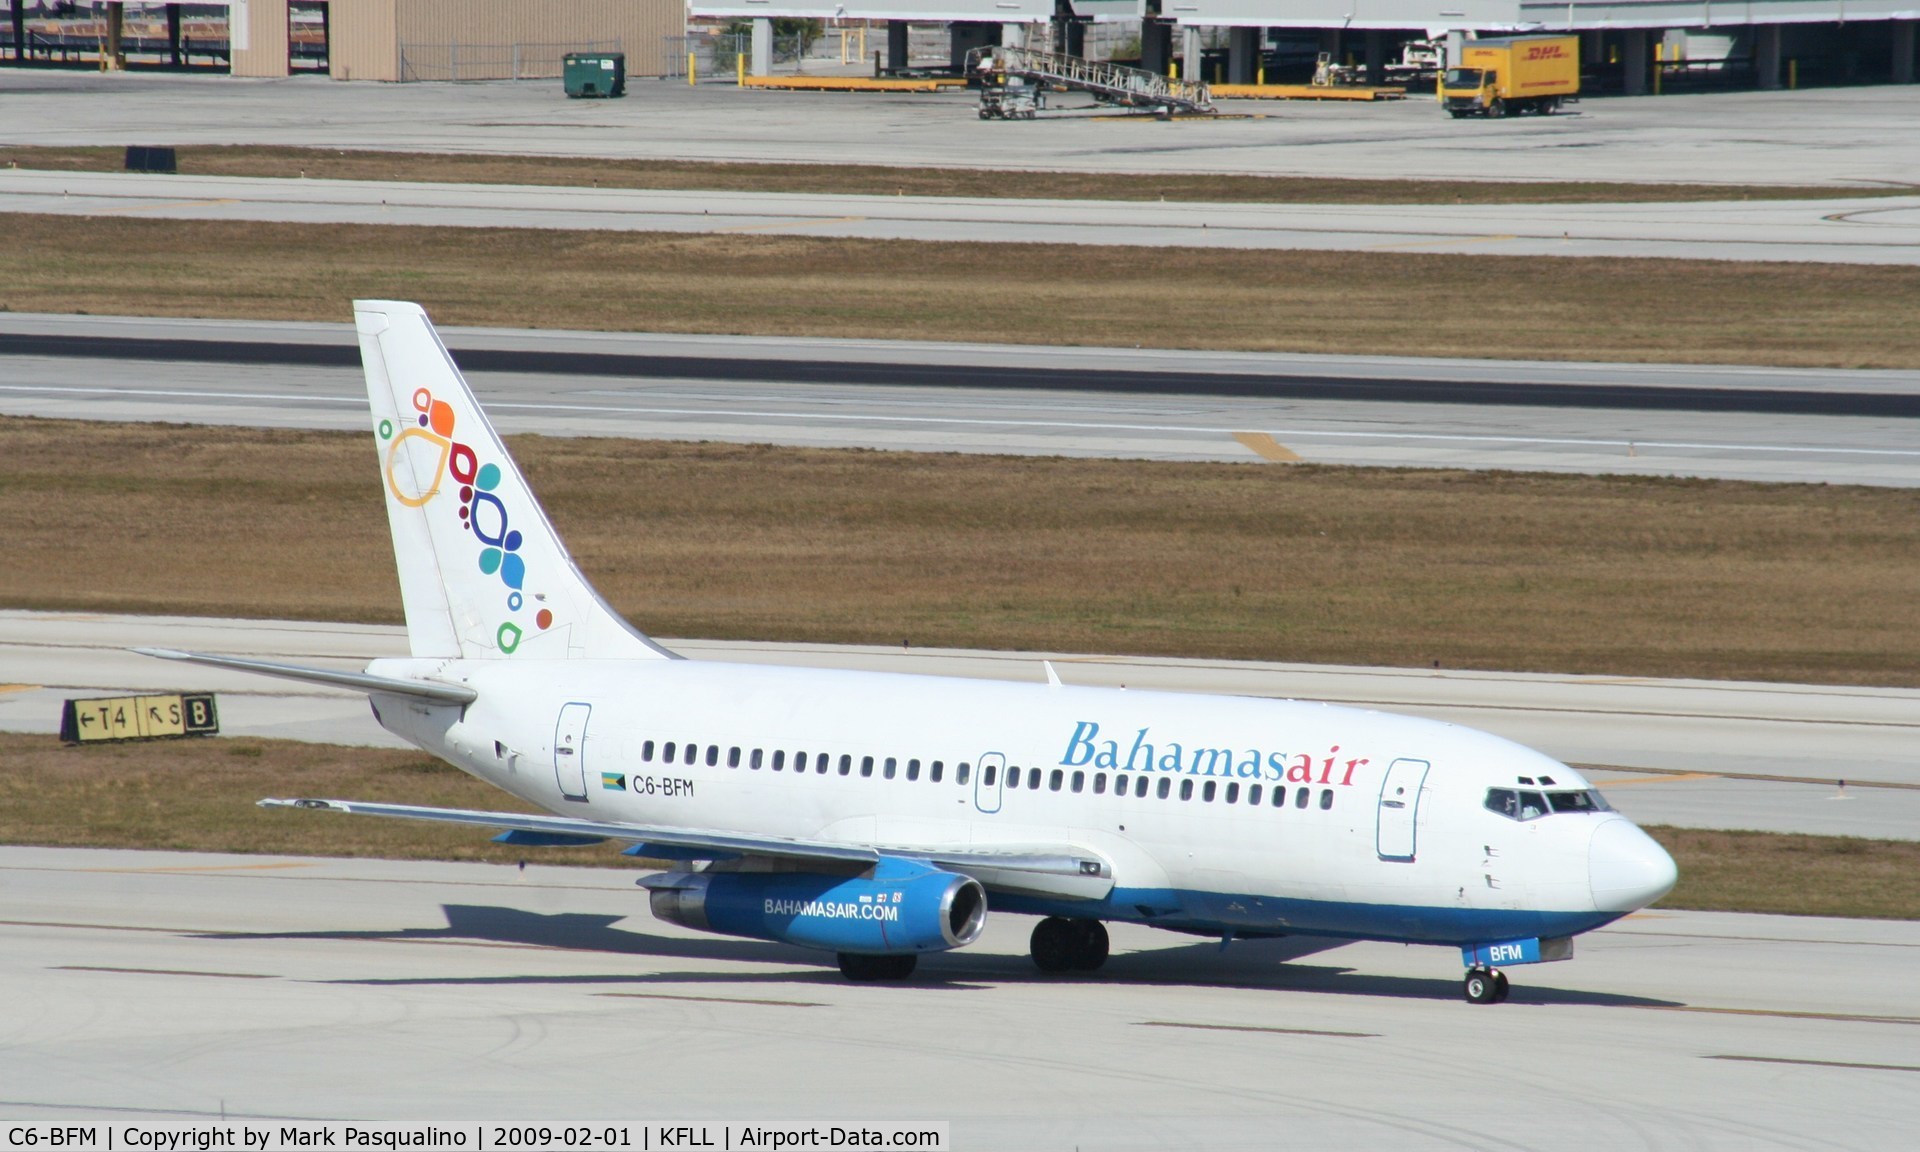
[1463,966,1510,1004]
[1030,916,1110,973]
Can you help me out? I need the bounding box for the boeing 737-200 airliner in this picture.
[142,300,1677,1003]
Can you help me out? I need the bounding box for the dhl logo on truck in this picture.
[1525,44,1568,60]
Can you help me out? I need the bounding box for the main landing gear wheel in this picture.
[1030,917,1109,973]
[1463,966,1510,1004]
[839,952,917,982]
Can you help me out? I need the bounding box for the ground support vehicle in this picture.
[969,45,1213,120]
[1439,35,1578,118]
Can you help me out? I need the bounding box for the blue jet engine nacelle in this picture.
[643,857,988,956]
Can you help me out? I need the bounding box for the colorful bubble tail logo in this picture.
[378,387,557,653]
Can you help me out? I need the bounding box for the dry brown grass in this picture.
[1,734,1912,919]
[4,215,1919,367]
[5,417,1918,685]
[1650,826,1920,920]
[4,145,1900,205]
[0,732,585,865]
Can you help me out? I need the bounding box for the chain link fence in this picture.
[399,39,620,82]
[665,31,829,79]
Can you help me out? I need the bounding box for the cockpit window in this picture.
[1487,786,1610,821]
[1549,789,1611,814]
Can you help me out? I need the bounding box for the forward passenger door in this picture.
[1376,757,1429,861]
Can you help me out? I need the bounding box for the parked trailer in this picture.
[1438,35,1578,118]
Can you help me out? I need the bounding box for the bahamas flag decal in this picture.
[600,772,626,791]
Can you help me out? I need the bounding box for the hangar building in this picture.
[2,0,1914,91]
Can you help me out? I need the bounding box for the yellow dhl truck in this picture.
[1439,35,1579,118]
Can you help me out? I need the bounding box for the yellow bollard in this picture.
[688,51,696,86]
[738,52,746,85]
[1213,62,1221,84]
[1170,60,1178,80]
[1653,42,1660,96]
[1257,64,1264,86]
[1789,58,1798,89]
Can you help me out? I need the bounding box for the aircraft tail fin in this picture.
[355,300,673,662]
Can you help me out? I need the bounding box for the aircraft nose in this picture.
[1589,817,1678,912]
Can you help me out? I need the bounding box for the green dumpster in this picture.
[563,52,626,98]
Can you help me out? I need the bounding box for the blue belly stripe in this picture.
[990,886,1621,948]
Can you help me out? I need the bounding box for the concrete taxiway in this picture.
[6,167,1916,264]
[6,611,1917,841]
[5,71,1920,188]
[2,844,1915,1148]
[5,313,1917,485]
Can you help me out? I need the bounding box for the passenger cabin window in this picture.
[839,755,853,776]
[1071,771,1085,793]
[1225,782,1238,804]
[1049,769,1064,792]
[663,742,676,763]
[1319,788,1334,810]
[642,740,655,763]
[907,759,921,782]
[1180,779,1194,801]
[685,743,699,766]
[1093,773,1107,795]
[772,750,785,771]
[982,763,997,787]
[884,757,897,780]
[1248,784,1261,806]
[1135,775,1149,798]
[705,745,719,767]
[1271,785,1284,807]
[1157,777,1171,799]
[728,747,741,768]
[931,761,945,783]
[751,748,764,770]
[1006,767,1020,790]
[956,762,970,785]
[860,755,874,778]
[1295,786,1309,809]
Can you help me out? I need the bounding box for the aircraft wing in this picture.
[258,798,1114,900]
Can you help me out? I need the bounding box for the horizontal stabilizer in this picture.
[134,648,476,704]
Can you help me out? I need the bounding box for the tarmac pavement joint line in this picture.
[1706,1054,1920,1074]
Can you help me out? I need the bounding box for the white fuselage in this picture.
[369,656,1663,947]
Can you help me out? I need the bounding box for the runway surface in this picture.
[6,71,1919,188]
[2,844,1914,1148]
[7,611,1917,841]
[7,167,1917,264]
[6,314,1917,485]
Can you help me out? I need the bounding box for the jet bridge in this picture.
[968,45,1215,119]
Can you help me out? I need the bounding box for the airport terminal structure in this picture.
[1,0,1916,90]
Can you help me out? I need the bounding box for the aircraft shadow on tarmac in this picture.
[198,903,1679,1007]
